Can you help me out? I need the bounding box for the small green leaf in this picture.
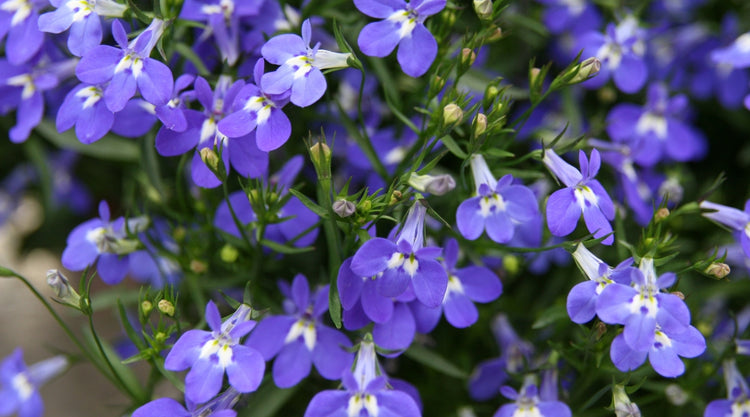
[0,265,18,278]
[532,303,568,329]
[289,189,329,218]
[484,148,515,158]
[82,326,146,401]
[404,344,468,379]
[259,239,315,254]
[440,135,467,158]
[36,120,140,162]
[240,381,299,417]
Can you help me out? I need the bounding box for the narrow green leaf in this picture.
[82,327,146,401]
[404,344,468,379]
[259,239,315,254]
[36,120,140,162]
[532,303,568,329]
[0,265,18,278]
[117,299,147,351]
[289,189,329,218]
[240,382,299,417]
[328,282,342,328]
[484,148,515,158]
[174,43,210,76]
[440,135,467,158]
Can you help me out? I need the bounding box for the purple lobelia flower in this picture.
[0,0,45,64]
[457,154,540,244]
[606,83,706,167]
[0,348,68,417]
[132,387,241,417]
[566,243,632,324]
[75,18,173,112]
[245,274,353,388]
[543,148,616,245]
[56,83,114,143]
[350,200,448,308]
[536,0,601,36]
[261,19,351,107]
[0,55,76,143]
[61,200,148,285]
[156,73,269,188]
[179,0,263,65]
[576,15,648,93]
[164,301,265,404]
[154,74,195,132]
[355,0,445,77]
[217,58,292,152]
[423,238,502,329]
[700,199,750,259]
[495,376,571,417]
[37,0,127,57]
[710,32,750,69]
[609,324,705,377]
[303,336,421,417]
[596,257,692,353]
[704,359,750,417]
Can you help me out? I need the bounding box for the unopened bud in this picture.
[485,25,503,42]
[473,0,492,20]
[502,255,520,275]
[190,259,207,274]
[612,384,641,417]
[429,75,446,98]
[567,57,601,85]
[473,113,487,137]
[408,173,456,196]
[461,48,476,67]
[389,190,402,205]
[705,262,730,279]
[530,67,542,85]
[654,207,670,222]
[200,148,220,172]
[671,291,686,300]
[141,300,153,316]
[155,331,168,344]
[220,244,239,263]
[595,321,607,340]
[333,199,356,217]
[358,199,372,214]
[47,269,81,308]
[309,142,332,179]
[443,103,463,126]
[158,299,175,317]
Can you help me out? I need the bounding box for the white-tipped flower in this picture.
[46,269,81,308]
[408,173,456,196]
[612,385,641,417]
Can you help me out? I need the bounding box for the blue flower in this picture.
[457,154,540,244]
[37,0,127,57]
[0,348,68,417]
[261,19,351,107]
[700,199,750,258]
[606,83,706,167]
[75,18,173,112]
[576,16,648,93]
[543,148,616,245]
[495,378,571,417]
[0,0,45,64]
[350,200,448,308]
[164,301,265,403]
[355,0,445,77]
[132,387,242,417]
[61,200,148,285]
[704,359,750,417]
[245,274,353,388]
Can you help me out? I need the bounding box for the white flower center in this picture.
[1,0,31,26]
[635,112,668,139]
[11,372,34,400]
[243,96,273,126]
[65,0,93,22]
[387,9,417,39]
[75,86,103,109]
[479,193,506,217]
[574,185,599,211]
[348,394,379,417]
[284,319,317,351]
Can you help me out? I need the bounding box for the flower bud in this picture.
[705,262,730,279]
[473,0,492,20]
[485,25,503,42]
[389,190,402,205]
[612,384,641,417]
[502,255,520,275]
[670,291,685,300]
[443,103,463,126]
[595,321,607,340]
[654,207,670,222]
[141,300,153,316]
[333,199,356,217]
[358,199,372,214]
[47,269,81,309]
[461,48,476,67]
[200,148,220,173]
[566,57,601,85]
[473,113,487,137]
[309,142,332,179]
[158,299,175,317]
[220,244,239,263]
[429,75,446,98]
[408,173,456,196]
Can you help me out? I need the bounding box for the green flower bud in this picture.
[157,299,175,317]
